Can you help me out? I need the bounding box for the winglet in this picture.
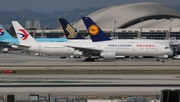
[0,25,14,40]
[12,21,37,44]
[57,18,84,39]
[81,17,111,42]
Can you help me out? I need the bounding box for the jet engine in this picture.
[100,51,116,60]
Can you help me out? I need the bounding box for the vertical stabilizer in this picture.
[12,21,37,44]
[0,25,14,40]
[57,18,84,39]
[81,17,111,42]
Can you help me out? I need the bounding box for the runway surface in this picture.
[0,74,180,85]
[0,87,178,96]
[0,52,180,96]
[0,52,180,70]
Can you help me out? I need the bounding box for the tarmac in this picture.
[0,52,180,96]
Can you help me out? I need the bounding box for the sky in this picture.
[0,0,179,12]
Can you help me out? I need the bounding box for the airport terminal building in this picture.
[28,2,180,40]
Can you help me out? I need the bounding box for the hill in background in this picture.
[0,5,180,29]
[0,7,100,29]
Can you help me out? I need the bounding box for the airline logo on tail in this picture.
[0,28,4,36]
[88,25,99,35]
[66,24,78,38]
[17,29,29,40]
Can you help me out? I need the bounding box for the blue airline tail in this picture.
[0,25,15,41]
[57,18,84,39]
[81,17,111,42]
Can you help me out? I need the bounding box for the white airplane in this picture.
[81,17,179,58]
[12,21,171,62]
[58,17,178,58]
[11,21,82,56]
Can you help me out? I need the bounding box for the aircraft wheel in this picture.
[91,58,95,61]
[85,58,95,61]
[156,59,160,62]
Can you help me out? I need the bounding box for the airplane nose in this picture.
[167,49,172,53]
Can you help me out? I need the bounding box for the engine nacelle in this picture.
[100,51,116,60]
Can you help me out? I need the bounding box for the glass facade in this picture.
[115,32,137,39]
[45,33,64,38]
[78,33,89,38]
[170,32,180,39]
[29,32,65,38]
[141,32,166,39]
[105,33,112,37]
[29,30,180,40]
[34,33,42,38]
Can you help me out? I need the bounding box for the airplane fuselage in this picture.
[20,41,171,57]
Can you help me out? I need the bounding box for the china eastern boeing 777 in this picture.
[12,20,171,62]
[58,17,175,58]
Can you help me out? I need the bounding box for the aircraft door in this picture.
[132,45,136,51]
[155,45,158,51]
[39,45,42,51]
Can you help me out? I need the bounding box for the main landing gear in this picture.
[84,53,97,61]
[85,58,95,61]
[156,57,164,63]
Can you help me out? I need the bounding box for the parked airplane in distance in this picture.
[0,25,67,47]
[11,21,82,56]
[173,55,180,60]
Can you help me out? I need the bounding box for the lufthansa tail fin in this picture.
[57,18,84,39]
[81,17,111,42]
[11,21,37,44]
[0,25,14,40]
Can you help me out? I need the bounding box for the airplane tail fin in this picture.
[81,17,111,42]
[0,25,14,40]
[11,21,37,44]
[57,18,84,39]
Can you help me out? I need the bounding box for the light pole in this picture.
[76,21,78,31]
[141,19,143,32]
[114,20,116,36]
[168,18,173,39]
[170,18,172,32]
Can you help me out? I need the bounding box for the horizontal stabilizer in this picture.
[11,44,31,49]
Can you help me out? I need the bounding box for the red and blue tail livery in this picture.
[57,18,84,39]
[81,17,111,42]
[0,28,4,36]
[0,25,17,43]
[17,29,29,40]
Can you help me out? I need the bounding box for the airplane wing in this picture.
[0,41,10,45]
[11,44,31,49]
[66,45,102,56]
